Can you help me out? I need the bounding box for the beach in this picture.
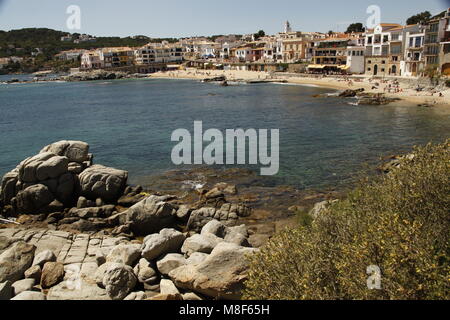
[150,69,450,108]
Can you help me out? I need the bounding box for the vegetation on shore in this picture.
[244,141,449,300]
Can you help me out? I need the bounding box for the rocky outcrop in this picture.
[187,203,251,232]
[0,140,128,217]
[78,165,128,203]
[141,228,185,261]
[117,196,177,236]
[169,242,257,300]
[0,219,257,300]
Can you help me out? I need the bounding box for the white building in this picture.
[135,42,184,64]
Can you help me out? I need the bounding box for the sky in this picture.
[0,0,449,38]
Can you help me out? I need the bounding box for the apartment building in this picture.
[403,26,426,77]
[80,51,103,70]
[424,8,450,74]
[135,43,183,65]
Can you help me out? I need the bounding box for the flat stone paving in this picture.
[0,228,129,265]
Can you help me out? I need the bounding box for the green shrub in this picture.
[445,80,450,88]
[244,141,449,300]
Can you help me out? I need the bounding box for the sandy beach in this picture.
[150,69,450,108]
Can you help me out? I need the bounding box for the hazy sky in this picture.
[0,0,449,38]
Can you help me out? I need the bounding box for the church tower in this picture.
[284,21,292,33]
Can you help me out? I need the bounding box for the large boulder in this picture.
[12,278,36,296]
[119,196,177,236]
[0,241,36,283]
[78,165,128,203]
[102,263,137,300]
[169,243,257,300]
[106,244,141,266]
[141,228,186,261]
[133,258,158,285]
[181,234,222,256]
[187,203,251,232]
[41,262,65,289]
[32,249,56,267]
[14,184,54,214]
[40,140,90,164]
[0,169,19,205]
[157,254,187,276]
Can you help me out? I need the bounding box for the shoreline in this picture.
[149,69,450,108]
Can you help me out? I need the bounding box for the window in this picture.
[383,35,389,43]
[391,34,399,41]
[381,68,385,72]
[368,36,373,44]
[382,60,386,64]
[368,60,372,64]
[368,67,371,71]
[392,56,398,61]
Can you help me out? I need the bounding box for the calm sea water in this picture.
[0,76,448,189]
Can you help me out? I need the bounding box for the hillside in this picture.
[0,28,177,58]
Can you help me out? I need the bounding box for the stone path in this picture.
[0,227,133,300]
[0,228,128,265]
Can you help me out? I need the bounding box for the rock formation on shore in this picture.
[0,141,256,300]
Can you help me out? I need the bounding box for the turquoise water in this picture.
[0,76,448,189]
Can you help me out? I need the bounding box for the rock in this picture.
[69,205,115,219]
[0,241,36,283]
[141,228,185,261]
[157,254,187,276]
[24,265,42,282]
[15,184,54,214]
[11,291,46,300]
[133,258,158,285]
[35,156,69,181]
[117,194,146,207]
[68,162,84,174]
[41,262,65,289]
[106,244,141,266]
[339,88,364,97]
[187,203,251,232]
[148,293,183,300]
[78,165,128,203]
[176,205,192,221]
[40,140,90,163]
[119,195,177,236]
[201,220,227,238]
[186,252,209,265]
[204,188,224,200]
[0,170,19,205]
[47,279,109,300]
[12,278,36,296]
[160,279,180,295]
[182,292,203,300]
[32,249,56,267]
[103,263,137,300]
[18,152,60,183]
[181,234,222,256]
[124,291,147,300]
[77,196,88,209]
[169,243,257,299]
[0,281,13,300]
